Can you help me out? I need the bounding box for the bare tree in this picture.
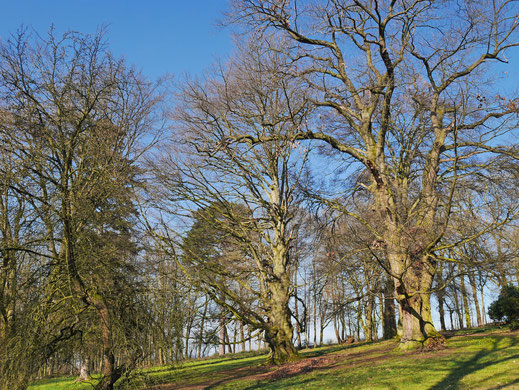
[148,42,312,364]
[229,0,519,349]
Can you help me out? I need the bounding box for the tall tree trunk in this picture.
[382,278,397,339]
[333,314,342,344]
[356,302,362,341]
[219,313,226,355]
[197,296,208,358]
[240,321,245,352]
[467,270,482,327]
[480,284,486,325]
[452,285,463,329]
[437,292,447,331]
[313,292,318,348]
[459,271,472,328]
[294,271,302,349]
[224,324,231,353]
[364,297,373,342]
[435,263,447,331]
[232,323,237,353]
[95,303,121,390]
[185,318,192,359]
[262,210,298,364]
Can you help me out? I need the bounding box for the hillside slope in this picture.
[30,327,519,389]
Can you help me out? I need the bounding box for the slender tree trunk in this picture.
[219,314,226,355]
[185,317,193,359]
[340,308,346,342]
[294,271,302,349]
[224,325,231,353]
[435,263,447,331]
[240,321,245,352]
[480,285,486,325]
[364,297,373,342]
[356,302,362,341]
[313,293,317,348]
[347,312,352,339]
[437,292,447,331]
[452,286,463,329]
[197,297,208,358]
[459,271,472,328]
[333,314,342,344]
[467,270,482,327]
[232,323,237,353]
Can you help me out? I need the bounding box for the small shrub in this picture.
[510,320,519,331]
[488,285,519,325]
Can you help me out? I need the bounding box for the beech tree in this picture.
[230,0,519,349]
[149,43,312,363]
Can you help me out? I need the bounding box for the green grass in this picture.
[28,377,94,390]
[29,326,519,389]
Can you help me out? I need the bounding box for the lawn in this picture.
[29,326,519,389]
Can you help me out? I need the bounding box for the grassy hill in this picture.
[29,326,519,389]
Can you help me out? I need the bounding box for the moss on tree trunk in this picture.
[264,310,299,364]
[264,271,299,365]
[393,255,445,351]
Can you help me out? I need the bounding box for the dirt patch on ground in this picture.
[150,331,513,389]
[257,356,339,380]
[148,364,274,390]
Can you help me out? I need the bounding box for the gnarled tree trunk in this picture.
[264,260,298,364]
[390,252,444,350]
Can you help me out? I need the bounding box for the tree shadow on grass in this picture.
[429,336,519,390]
[301,339,390,359]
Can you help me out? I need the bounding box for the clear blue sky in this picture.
[0,0,232,80]
[1,1,517,88]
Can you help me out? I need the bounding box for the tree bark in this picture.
[391,253,444,350]
[240,321,245,352]
[383,278,397,339]
[452,285,463,329]
[333,314,342,344]
[459,271,472,328]
[95,303,121,390]
[219,313,226,355]
[77,356,90,382]
[468,270,482,327]
[364,296,374,342]
[197,297,208,358]
[264,275,299,364]
[437,292,447,332]
[293,272,302,349]
[480,284,486,325]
